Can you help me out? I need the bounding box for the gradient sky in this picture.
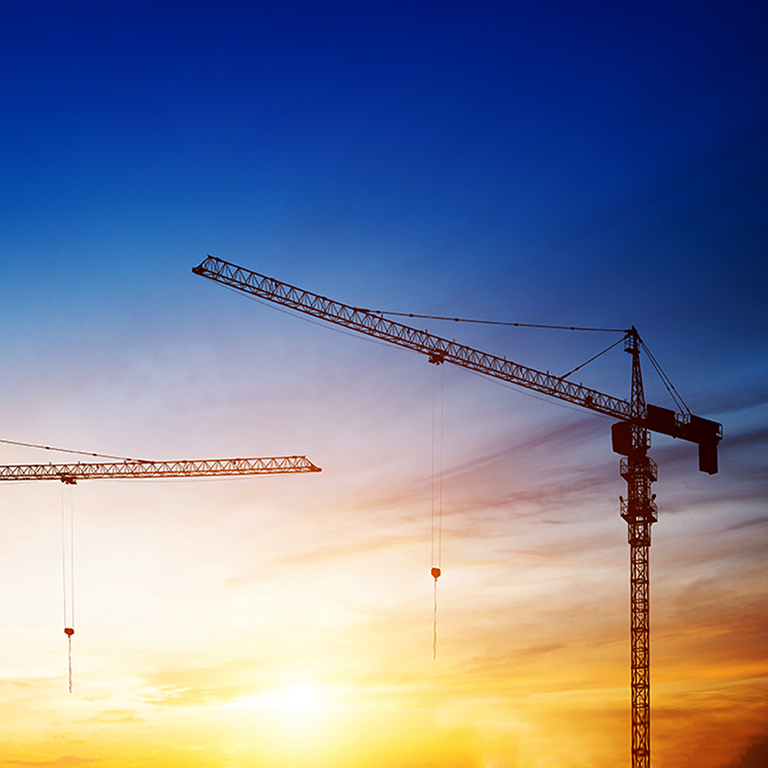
[1,2,767,767]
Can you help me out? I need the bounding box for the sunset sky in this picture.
[1,2,767,767]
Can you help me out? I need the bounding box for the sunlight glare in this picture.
[277,683,322,712]
[229,683,325,714]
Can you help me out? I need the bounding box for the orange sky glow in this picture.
[0,327,765,767]
[2,3,767,766]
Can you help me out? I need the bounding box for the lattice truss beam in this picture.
[193,256,721,472]
[0,456,321,484]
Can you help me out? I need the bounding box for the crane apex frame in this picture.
[193,254,722,768]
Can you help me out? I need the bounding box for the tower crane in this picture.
[2,452,321,690]
[192,255,722,768]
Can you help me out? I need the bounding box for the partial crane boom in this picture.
[193,256,630,418]
[5,450,320,692]
[0,456,321,484]
[192,255,721,471]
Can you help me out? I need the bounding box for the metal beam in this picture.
[0,456,321,484]
[193,256,632,420]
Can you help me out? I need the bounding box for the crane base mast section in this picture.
[620,446,657,768]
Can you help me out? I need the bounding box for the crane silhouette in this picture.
[2,451,321,691]
[193,254,721,768]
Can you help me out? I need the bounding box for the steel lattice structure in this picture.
[619,331,657,767]
[194,256,631,419]
[194,255,722,768]
[0,456,321,484]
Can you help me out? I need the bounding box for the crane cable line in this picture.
[61,485,75,693]
[221,281,634,400]
[0,437,148,463]
[559,336,626,380]
[220,278,627,338]
[431,364,444,660]
[639,340,691,415]
[375,310,627,334]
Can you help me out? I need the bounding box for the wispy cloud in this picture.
[723,514,768,532]
[2,758,98,767]
[725,736,768,768]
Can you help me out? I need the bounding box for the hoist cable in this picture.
[433,579,439,661]
[61,488,68,629]
[430,365,444,659]
[430,366,445,570]
[67,634,73,695]
[70,490,75,634]
[61,486,75,693]
[438,372,444,570]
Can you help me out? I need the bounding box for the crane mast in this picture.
[193,255,722,768]
[623,329,655,768]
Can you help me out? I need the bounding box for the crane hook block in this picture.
[431,567,441,580]
[64,627,75,637]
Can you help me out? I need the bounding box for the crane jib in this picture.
[192,256,722,473]
[192,256,629,417]
[0,456,322,482]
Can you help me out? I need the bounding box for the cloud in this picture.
[2,758,98,767]
[724,736,768,768]
[142,683,243,708]
[699,380,768,415]
[92,708,145,724]
[138,659,266,708]
[721,425,768,451]
[723,514,768,532]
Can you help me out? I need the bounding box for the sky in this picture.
[1,1,767,766]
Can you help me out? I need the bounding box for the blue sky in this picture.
[1,2,767,766]
[3,2,767,361]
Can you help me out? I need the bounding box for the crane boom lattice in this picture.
[0,456,321,484]
[193,256,631,419]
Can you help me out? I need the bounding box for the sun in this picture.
[228,682,326,714]
[274,682,322,712]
